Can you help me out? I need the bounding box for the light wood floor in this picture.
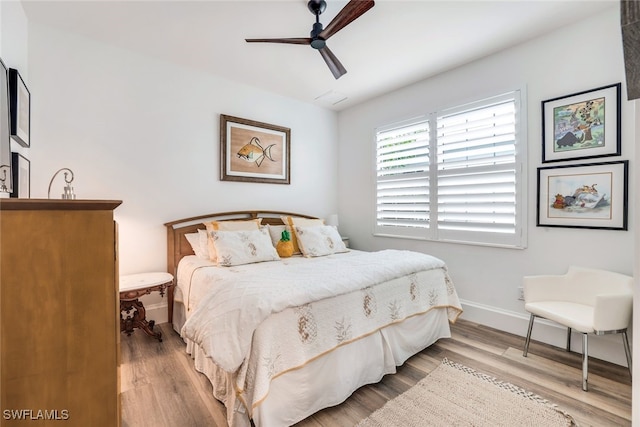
[120,319,632,427]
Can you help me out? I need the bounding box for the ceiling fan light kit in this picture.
[246,0,375,79]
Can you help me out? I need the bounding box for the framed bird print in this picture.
[220,114,290,184]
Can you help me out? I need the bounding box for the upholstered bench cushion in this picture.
[525,301,593,333]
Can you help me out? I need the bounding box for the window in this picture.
[375,119,431,236]
[375,90,526,248]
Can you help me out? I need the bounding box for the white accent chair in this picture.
[522,266,633,391]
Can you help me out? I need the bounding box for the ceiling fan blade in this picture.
[318,46,347,79]
[245,38,312,45]
[319,0,374,40]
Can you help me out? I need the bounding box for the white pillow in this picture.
[210,228,280,266]
[294,225,348,257]
[266,224,290,246]
[184,230,210,260]
[185,233,201,255]
[198,229,210,257]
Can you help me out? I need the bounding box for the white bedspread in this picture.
[180,250,460,375]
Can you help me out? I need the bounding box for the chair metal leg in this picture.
[622,330,632,379]
[582,333,589,391]
[566,327,572,352]
[523,314,535,357]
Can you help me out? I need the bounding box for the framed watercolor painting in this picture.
[220,114,290,184]
[537,160,628,230]
[542,83,620,163]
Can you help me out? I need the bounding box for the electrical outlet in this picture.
[518,287,524,301]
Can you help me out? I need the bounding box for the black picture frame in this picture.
[0,58,11,193]
[10,152,30,198]
[537,160,628,230]
[8,68,30,148]
[541,83,621,163]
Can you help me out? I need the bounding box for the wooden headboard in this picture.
[163,210,317,322]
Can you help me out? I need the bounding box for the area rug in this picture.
[357,358,578,427]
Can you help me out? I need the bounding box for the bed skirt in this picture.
[174,302,451,427]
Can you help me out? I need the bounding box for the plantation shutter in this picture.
[375,119,430,235]
[436,93,519,238]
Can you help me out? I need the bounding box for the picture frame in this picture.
[537,160,628,230]
[10,152,29,198]
[8,68,30,148]
[0,58,11,193]
[220,114,290,184]
[542,83,620,163]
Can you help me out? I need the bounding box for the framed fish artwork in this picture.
[541,83,621,163]
[220,114,290,184]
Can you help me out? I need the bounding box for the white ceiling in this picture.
[21,0,618,111]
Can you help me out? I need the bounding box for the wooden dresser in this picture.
[0,199,122,426]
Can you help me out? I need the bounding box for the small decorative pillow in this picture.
[209,228,280,266]
[281,216,324,254]
[294,225,348,257]
[203,219,262,262]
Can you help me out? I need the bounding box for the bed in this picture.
[164,210,463,427]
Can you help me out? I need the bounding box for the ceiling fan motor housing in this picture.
[308,0,327,16]
[308,0,327,49]
[310,22,326,49]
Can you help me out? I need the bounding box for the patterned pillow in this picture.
[281,216,324,254]
[203,219,262,262]
[294,225,348,257]
[209,228,280,266]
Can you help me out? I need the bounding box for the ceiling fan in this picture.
[245,0,375,79]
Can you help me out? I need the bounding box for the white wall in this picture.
[0,0,28,163]
[337,6,635,366]
[633,98,639,427]
[25,23,339,322]
[0,1,28,80]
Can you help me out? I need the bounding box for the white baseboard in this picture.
[145,301,169,325]
[459,299,631,367]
